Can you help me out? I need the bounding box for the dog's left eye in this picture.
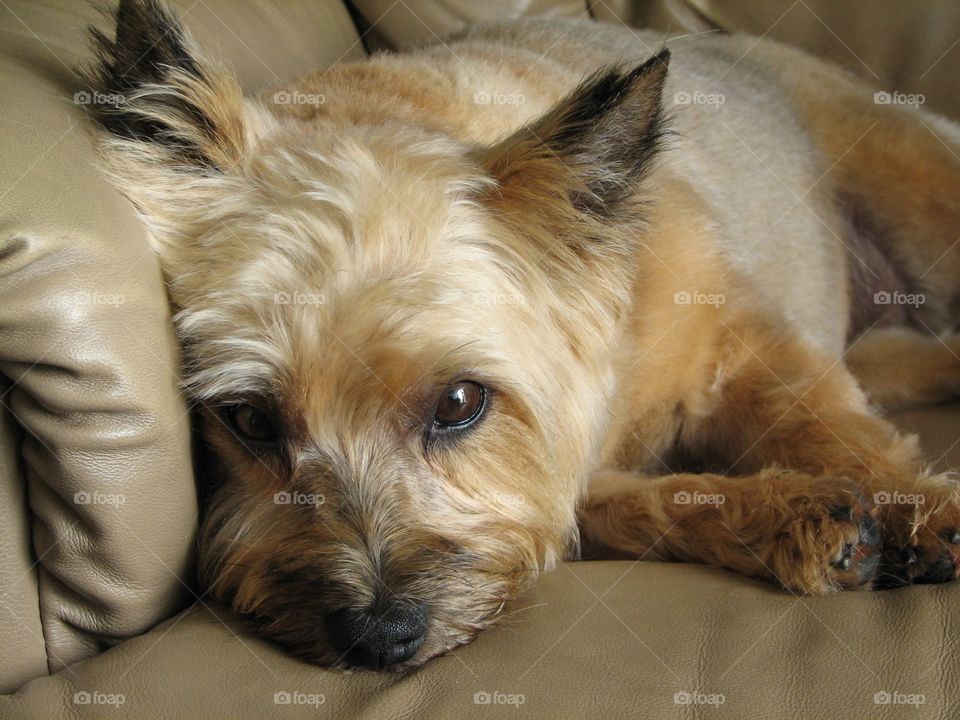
[433,381,487,431]
[224,404,280,445]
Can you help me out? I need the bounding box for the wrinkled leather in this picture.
[2,0,960,716]
[351,0,588,49]
[682,0,960,120]
[4,554,960,719]
[0,0,363,694]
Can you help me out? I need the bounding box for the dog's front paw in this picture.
[762,475,881,595]
[875,475,960,588]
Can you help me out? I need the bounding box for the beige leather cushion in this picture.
[624,0,960,121]
[0,0,362,693]
[2,405,959,718]
[350,0,588,49]
[3,562,959,718]
[0,381,46,693]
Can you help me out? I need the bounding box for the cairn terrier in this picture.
[83,0,960,670]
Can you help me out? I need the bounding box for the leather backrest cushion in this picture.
[350,0,588,49]
[0,0,362,692]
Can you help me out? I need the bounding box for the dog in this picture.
[81,0,960,671]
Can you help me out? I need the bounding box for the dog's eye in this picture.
[225,404,280,444]
[433,381,487,430]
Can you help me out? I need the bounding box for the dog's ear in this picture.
[479,49,669,228]
[82,0,264,254]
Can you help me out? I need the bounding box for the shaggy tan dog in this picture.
[82,0,960,670]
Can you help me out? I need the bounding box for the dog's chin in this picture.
[248,606,504,673]
[266,614,496,675]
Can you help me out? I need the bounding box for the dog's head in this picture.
[84,0,668,670]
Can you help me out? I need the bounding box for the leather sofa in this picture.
[1,1,958,717]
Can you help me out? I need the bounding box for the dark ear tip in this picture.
[640,47,671,75]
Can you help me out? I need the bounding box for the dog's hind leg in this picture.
[750,39,960,333]
[780,54,960,412]
[846,327,960,411]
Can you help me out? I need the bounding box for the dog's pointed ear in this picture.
[82,0,266,252]
[479,49,670,225]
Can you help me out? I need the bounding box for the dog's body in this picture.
[84,1,960,671]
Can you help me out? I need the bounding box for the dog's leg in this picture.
[846,327,960,411]
[580,467,881,595]
[588,320,960,592]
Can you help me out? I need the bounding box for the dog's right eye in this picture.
[223,404,280,445]
[433,381,487,431]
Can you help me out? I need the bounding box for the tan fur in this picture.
[84,2,960,670]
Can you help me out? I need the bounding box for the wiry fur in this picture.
[82,0,960,670]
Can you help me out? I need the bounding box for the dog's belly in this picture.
[843,199,911,339]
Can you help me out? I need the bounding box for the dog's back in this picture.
[288,18,922,354]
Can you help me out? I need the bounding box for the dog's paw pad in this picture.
[878,496,960,589]
[911,528,960,584]
[770,481,881,594]
[827,501,881,589]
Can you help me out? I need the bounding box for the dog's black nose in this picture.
[325,601,428,669]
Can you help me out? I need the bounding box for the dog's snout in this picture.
[325,600,428,669]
